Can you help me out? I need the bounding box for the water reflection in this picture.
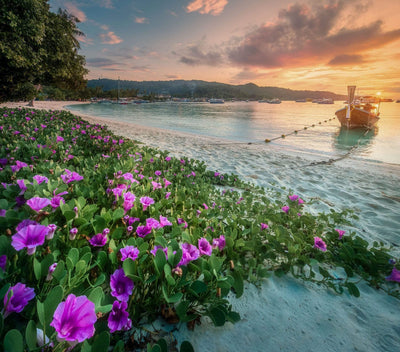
[333,126,378,152]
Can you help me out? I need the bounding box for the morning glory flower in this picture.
[50,294,96,346]
[12,224,48,255]
[136,225,152,238]
[177,218,188,228]
[17,179,27,193]
[146,218,161,229]
[46,263,58,281]
[212,235,226,251]
[159,215,172,227]
[61,169,84,184]
[140,196,154,211]
[386,267,400,282]
[178,243,200,266]
[165,192,171,199]
[3,283,35,318]
[120,246,140,261]
[260,223,269,230]
[33,175,49,184]
[155,170,162,176]
[314,237,327,252]
[16,219,37,231]
[0,255,6,271]
[108,300,132,333]
[281,205,290,214]
[335,229,346,239]
[198,238,212,256]
[56,136,64,142]
[69,227,78,240]
[150,245,168,258]
[26,197,51,212]
[89,233,108,247]
[110,268,134,302]
[46,224,57,240]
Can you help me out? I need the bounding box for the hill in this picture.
[87,79,345,101]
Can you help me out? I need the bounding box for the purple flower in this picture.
[335,229,345,240]
[150,245,168,258]
[120,246,139,261]
[17,179,27,193]
[110,268,134,302]
[140,196,154,211]
[61,169,84,184]
[198,238,212,256]
[33,175,49,184]
[165,192,171,199]
[70,227,78,240]
[386,267,400,282]
[16,219,37,231]
[50,294,96,345]
[46,224,57,240]
[281,205,290,214]
[0,209,5,217]
[155,170,162,176]
[46,263,58,281]
[136,225,152,238]
[314,237,327,252]
[3,283,35,318]
[27,197,51,212]
[298,198,304,204]
[123,192,136,212]
[51,195,65,209]
[151,181,162,191]
[108,300,132,333]
[288,194,299,201]
[12,224,48,255]
[159,215,172,227]
[177,218,188,228]
[128,217,140,225]
[56,136,64,142]
[0,255,6,271]
[89,233,107,247]
[164,178,172,188]
[146,218,161,229]
[212,235,226,251]
[260,223,269,230]
[178,243,200,266]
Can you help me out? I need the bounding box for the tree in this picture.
[0,0,87,102]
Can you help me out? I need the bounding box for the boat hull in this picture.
[335,107,379,129]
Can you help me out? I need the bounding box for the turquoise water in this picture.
[69,101,400,165]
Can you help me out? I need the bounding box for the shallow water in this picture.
[68,101,400,352]
[68,101,400,165]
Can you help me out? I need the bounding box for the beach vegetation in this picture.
[0,107,399,351]
[0,1,87,102]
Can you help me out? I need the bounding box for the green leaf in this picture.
[52,260,66,281]
[156,338,168,352]
[112,340,125,352]
[113,208,125,221]
[123,258,137,278]
[151,345,161,352]
[190,280,207,295]
[88,286,104,311]
[209,254,223,273]
[44,286,64,327]
[154,249,167,274]
[208,307,226,327]
[112,227,124,240]
[227,311,241,323]
[25,320,37,351]
[180,340,195,352]
[346,282,360,297]
[64,210,76,221]
[33,257,41,280]
[4,329,23,352]
[162,285,183,303]
[91,331,110,352]
[318,266,332,278]
[37,301,45,327]
[231,270,244,298]
[68,247,79,266]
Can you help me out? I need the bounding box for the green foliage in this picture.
[0,107,398,352]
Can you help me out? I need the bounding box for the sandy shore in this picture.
[2,100,400,352]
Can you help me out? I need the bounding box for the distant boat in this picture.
[258,98,281,104]
[295,99,307,102]
[396,99,400,103]
[335,86,380,129]
[209,98,225,104]
[318,98,334,104]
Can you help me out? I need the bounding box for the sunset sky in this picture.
[49,0,400,96]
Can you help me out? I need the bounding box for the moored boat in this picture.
[335,86,380,129]
[209,98,225,104]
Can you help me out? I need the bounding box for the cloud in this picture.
[64,2,87,22]
[100,31,123,44]
[186,0,228,16]
[176,43,223,66]
[99,0,114,8]
[231,69,270,82]
[165,74,181,79]
[131,65,151,72]
[86,58,121,70]
[135,17,148,24]
[328,54,365,66]
[227,1,400,69]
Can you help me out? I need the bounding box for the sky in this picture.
[49,0,400,96]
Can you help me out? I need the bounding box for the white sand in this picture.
[2,101,400,351]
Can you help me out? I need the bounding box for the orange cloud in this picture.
[135,17,148,24]
[100,31,123,45]
[186,0,228,16]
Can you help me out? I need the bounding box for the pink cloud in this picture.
[64,2,87,22]
[186,0,228,16]
[100,31,123,45]
[135,17,148,24]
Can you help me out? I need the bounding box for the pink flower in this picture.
[313,237,327,252]
[198,238,212,256]
[12,224,48,255]
[89,233,107,247]
[335,229,345,240]
[288,195,299,201]
[146,218,161,229]
[26,197,51,212]
[385,267,400,282]
[159,215,172,227]
[260,223,269,230]
[3,283,35,318]
[120,246,139,261]
[281,205,290,214]
[212,235,226,251]
[136,225,152,238]
[140,196,154,211]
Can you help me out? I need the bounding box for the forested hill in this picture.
[87,79,346,101]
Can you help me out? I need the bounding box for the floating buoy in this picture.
[312,124,315,127]
[265,139,271,143]
[304,127,307,130]
[281,134,286,138]
[318,122,321,124]
[294,130,298,134]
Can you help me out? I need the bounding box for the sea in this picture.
[68,101,400,351]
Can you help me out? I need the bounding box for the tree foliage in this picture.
[0,0,87,102]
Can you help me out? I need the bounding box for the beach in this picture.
[2,100,400,352]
